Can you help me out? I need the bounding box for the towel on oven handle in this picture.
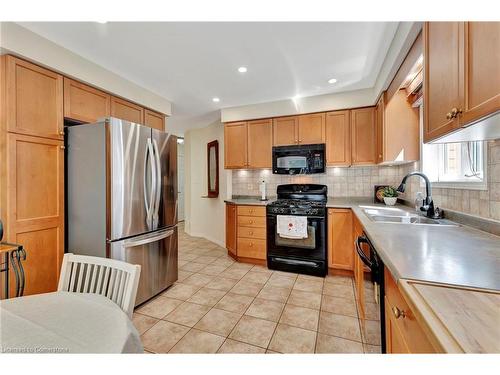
[277,215,308,239]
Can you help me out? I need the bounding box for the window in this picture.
[419,105,487,190]
[422,141,487,189]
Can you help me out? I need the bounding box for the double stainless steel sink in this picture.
[361,206,458,226]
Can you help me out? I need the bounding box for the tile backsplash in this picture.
[232,165,403,198]
[231,139,500,221]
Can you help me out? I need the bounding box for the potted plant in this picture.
[382,186,399,206]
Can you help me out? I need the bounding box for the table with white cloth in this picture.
[0,291,143,353]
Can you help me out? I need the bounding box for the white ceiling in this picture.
[19,22,399,135]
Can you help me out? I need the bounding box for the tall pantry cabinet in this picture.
[0,55,65,295]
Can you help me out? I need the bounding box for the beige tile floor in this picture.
[133,223,381,354]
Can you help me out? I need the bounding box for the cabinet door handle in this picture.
[451,107,462,118]
[59,131,65,136]
[249,242,253,247]
[392,306,406,319]
[446,112,453,120]
[249,231,253,235]
[60,145,66,150]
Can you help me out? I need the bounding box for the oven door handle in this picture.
[355,235,373,269]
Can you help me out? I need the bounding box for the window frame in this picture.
[419,107,488,191]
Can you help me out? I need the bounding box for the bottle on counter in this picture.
[415,192,424,213]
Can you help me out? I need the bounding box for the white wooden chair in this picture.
[57,253,141,319]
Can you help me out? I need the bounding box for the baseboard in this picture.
[184,229,226,248]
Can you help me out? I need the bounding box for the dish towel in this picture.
[277,215,308,239]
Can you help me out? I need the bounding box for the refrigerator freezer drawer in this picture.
[110,227,178,306]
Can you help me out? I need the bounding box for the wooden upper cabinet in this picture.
[111,96,144,124]
[351,107,376,165]
[327,209,354,271]
[5,56,64,140]
[298,113,325,144]
[325,110,351,166]
[6,133,64,295]
[462,22,500,124]
[273,116,298,146]
[247,119,273,168]
[63,78,110,123]
[224,122,248,168]
[226,204,237,256]
[144,109,165,131]
[424,22,464,142]
[379,90,419,164]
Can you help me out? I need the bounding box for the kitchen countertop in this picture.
[225,198,275,206]
[225,196,500,291]
[398,279,500,353]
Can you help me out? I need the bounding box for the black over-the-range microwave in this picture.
[272,143,325,174]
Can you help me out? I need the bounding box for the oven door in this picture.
[267,215,325,258]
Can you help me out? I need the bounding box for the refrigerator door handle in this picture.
[144,138,156,230]
[123,228,174,248]
[152,138,162,230]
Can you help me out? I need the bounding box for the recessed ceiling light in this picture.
[328,78,337,84]
[238,66,247,73]
[96,21,108,24]
[212,97,220,103]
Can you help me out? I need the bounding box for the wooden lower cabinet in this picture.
[225,204,237,257]
[327,209,354,271]
[384,268,437,353]
[385,296,411,353]
[5,133,65,295]
[225,204,267,262]
[237,238,266,260]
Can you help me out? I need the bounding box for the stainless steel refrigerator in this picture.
[67,117,178,306]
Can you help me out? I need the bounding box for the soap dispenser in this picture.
[415,192,424,213]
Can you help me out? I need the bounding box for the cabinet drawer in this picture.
[237,206,266,217]
[237,238,266,260]
[237,215,266,228]
[237,226,266,240]
[384,269,436,353]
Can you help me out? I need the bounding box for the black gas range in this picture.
[266,184,328,277]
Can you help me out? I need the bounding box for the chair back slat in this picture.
[89,264,99,294]
[117,272,127,307]
[106,268,116,298]
[69,262,78,291]
[83,263,92,292]
[57,253,141,318]
[102,266,111,296]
